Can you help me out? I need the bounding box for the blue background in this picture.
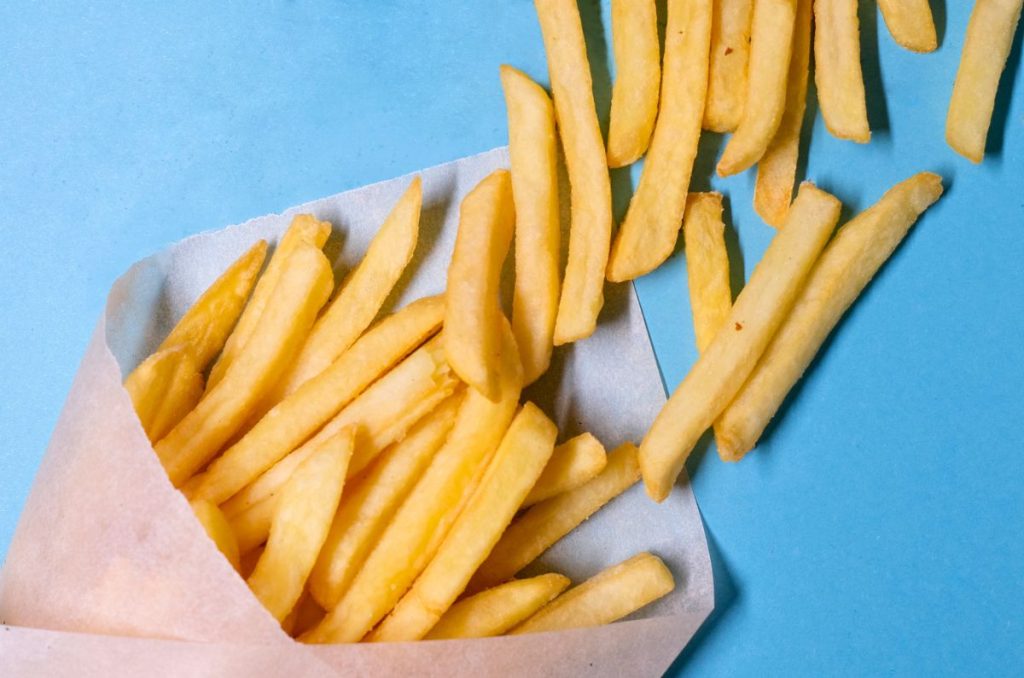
[1,1,1021,675]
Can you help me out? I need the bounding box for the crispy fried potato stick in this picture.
[229,492,275,554]
[684,193,732,354]
[238,546,264,580]
[704,0,753,133]
[424,574,570,639]
[878,0,938,53]
[190,499,240,571]
[369,403,558,642]
[814,0,871,143]
[445,170,515,399]
[501,66,561,385]
[754,0,812,228]
[511,553,674,634]
[189,295,444,505]
[470,442,641,592]
[281,592,326,638]
[718,173,944,460]
[607,0,713,282]
[534,0,613,344]
[155,245,333,486]
[946,0,1023,163]
[523,432,607,507]
[717,0,797,176]
[606,0,661,167]
[247,428,354,622]
[640,184,841,501]
[124,345,204,443]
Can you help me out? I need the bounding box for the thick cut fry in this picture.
[230,492,275,554]
[501,66,561,385]
[304,323,523,644]
[754,0,812,228]
[607,0,713,282]
[946,0,1024,163]
[717,0,797,176]
[684,193,732,354]
[247,428,354,622]
[124,346,204,443]
[704,0,754,132]
[190,499,240,571]
[425,574,571,640]
[155,246,333,486]
[309,395,463,610]
[535,0,613,344]
[208,215,331,390]
[523,432,607,507]
[189,295,444,505]
[606,0,661,166]
[878,0,938,53]
[470,442,641,592]
[369,403,558,642]
[718,173,944,460]
[814,0,871,143]
[511,553,674,634]
[640,184,841,501]
[445,170,515,399]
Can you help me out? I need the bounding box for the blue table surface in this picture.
[2,1,1022,675]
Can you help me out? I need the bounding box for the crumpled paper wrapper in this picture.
[0,147,713,677]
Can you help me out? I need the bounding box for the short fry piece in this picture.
[704,0,754,133]
[814,0,871,143]
[523,432,607,507]
[718,173,944,460]
[511,553,674,634]
[606,0,660,167]
[946,0,1023,163]
[124,346,204,443]
[190,499,240,571]
[683,193,732,354]
[878,0,938,53]
[640,184,841,502]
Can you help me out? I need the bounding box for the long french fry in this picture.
[717,0,797,177]
[190,499,240,571]
[946,0,1024,163]
[146,359,204,445]
[704,0,753,133]
[124,345,203,443]
[684,193,732,354]
[534,0,613,344]
[814,0,871,143]
[878,0,938,53]
[606,0,660,167]
[640,184,841,501]
[523,432,607,507]
[606,0,713,282]
[718,173,944,460]
[501,65,561,385]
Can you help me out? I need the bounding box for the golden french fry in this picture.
[470,442,640,592]
[704,0,754,133]
[684,193,733,355]
[718,173,944,460]
[606,0,660,167]
[534,0,613,344]
[523,432,607,507]
[640,184,841,502]
[247,427,354,622]
[189,295,444,505]
[424,574,571,640]
[946,0,1023,163]
[511,553,674,634]
[208,215,331,390]
[190,499,240,571]
[878,0,938,53]
[155,245,333,486]
[304,322,523,644]
[369,403,558,642]
[238,545,264,580]
[146,365,204,445]
[229,492,275,554]
[501,65,561,385]
[814,0,871,143]
[124,345,203,443]
[444,170,515,399]
[281,592,326,638]
[754,0,812,228]
[607,0,713,282]
[717,0,797,176]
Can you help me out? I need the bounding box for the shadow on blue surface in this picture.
[987,7,1024,159]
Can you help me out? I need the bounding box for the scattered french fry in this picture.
[523,432,607,507]
[683,193,733,355]
[124,345,203,443]
[814,0,871,143]
[877,0,938,53]
[606,0,660,167]
[704,0,754,133]
[190,499,240,571]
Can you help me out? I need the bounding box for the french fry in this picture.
[444,170,515,400]
[754,0,812,228]
[946,0,1023,163]
[304,322,523,644]
[704,0,754,133]
[469,442,641,592]
[717,0,797,177]
[534,0,613,344]
[683,193,732,355]
[606,0,661,167]
[717,173,944,460]
[878,0,938,53]
[189,295,444,505]
[369,403,558,642]
[229,492,275,554]
[155,245,333,486]
[424,574,571,640]
[501,65,561,385]
[308,394,463,610]
[511,553,674,634]
[523,432,607,507]
[124,345,203,443]
[814,0,871,143]
[281,592,326,638]
[606,0,713,282]
[189,499,240,571]
[238,545,264,580]
[640,184,841,502]
[247,427,354,622]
